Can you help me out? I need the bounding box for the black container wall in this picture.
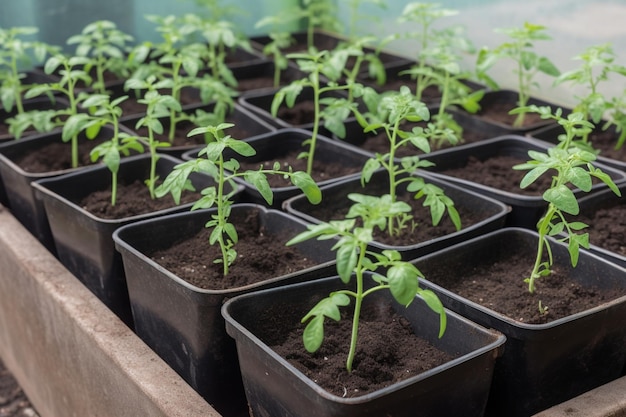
[283,169,510,260]
[0,125,122,254]
[113,204,339,416]
[415,228,626,417]
[32,153,228,327]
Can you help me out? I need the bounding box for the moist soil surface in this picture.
[259,297,456,398]
[77,179,199,220]
[476,95,545,128]
[420,235,626,324]
[294,186,485,248]
[436,153,549,196]
[148,208,319,290]
[580,199,626,258]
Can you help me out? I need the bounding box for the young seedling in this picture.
[125,76,181,199]
[395,2,460,102]
[476,22,561,128]
[287,192,447,372]
[512,105,621,306]
[81,93,145,206]
[553,43,626,146]
[260,32,296,88]
[12,54,92,167]
[271,49,366,175]
[400,25,483,144]
[354,86,462,237]
[155,123,321,276]
[66,20,135,94]
[131,38,236,142]
[0,26,56,114]
[301,0,342,51]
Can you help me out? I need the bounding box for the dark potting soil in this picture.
[580,201,626,258]
[149,209,318,290]
[264,297,456,398]
[237,148,361,187]
[421,238,625,325]
[77,179,199,220]
[582,129,626,163]
[12,136,110,173]
[300,188,483,247]
[276,100,317,126]
[436,154,549,196]
[477,97,544,128]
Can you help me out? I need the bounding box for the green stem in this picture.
[216,155,229,276]
[346,241,367,372]
[513,51,528,128]
[527,203,556,293]
[10,57,24,114]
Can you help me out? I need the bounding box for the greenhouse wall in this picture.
[1,0,625,107]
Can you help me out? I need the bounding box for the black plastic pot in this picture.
[238,85,352,130]
[573,182,626,268]
[419,135,626,228]
[0,125,125,253]
[182,128,373,208]
[31,153,227,327]
[334,107,511,154]
[467,89,566,134]
[222,275,506,417]
[121,102,276,158]
[112,204,338,416]
[414,227,626,417]
[283,169,510,260]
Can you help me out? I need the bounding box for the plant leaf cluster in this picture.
[476,22,560,127]
[287,192,446,372]
[512,105,621,295]
[155,123,321,276]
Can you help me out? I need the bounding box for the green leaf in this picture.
[387,263,420,305]
[290,171,322,204]
[336,243,358,284]
[543,185,579,215]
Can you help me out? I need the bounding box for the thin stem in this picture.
[216,154,229,276]
[346,241,367,372]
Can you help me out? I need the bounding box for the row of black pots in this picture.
[3,96,626,416]
[2,29,626,417]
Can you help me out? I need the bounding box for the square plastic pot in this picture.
[414,227,626,417]
[283,169,510,260]
[31,153,230,327]
[420,135,626,228]
[112,203,338,416]
[222,276,506,417]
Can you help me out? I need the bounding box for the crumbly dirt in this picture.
[148,208,319,290]
[257,297,456,397]
[419,236,626,324]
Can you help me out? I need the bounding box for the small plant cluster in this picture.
[155,123,321,275]
[513,105,621,309]
[288,192,447,372]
